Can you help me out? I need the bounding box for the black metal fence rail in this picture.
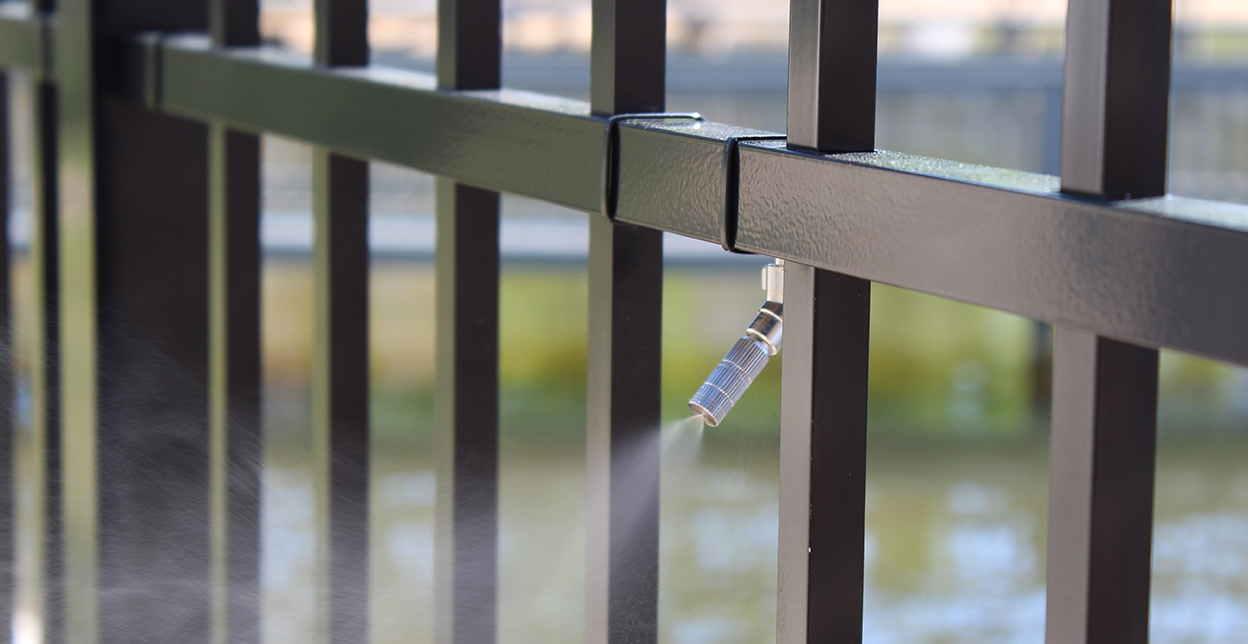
[0,0,1231,643]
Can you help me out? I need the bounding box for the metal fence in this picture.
[0,0,1239,643]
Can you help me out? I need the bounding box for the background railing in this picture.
[0,0,1246,643]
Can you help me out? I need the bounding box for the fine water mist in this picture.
[661,416,705,471]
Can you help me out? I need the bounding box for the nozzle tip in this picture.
[688,401,719,427]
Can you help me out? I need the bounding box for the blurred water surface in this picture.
[256,432,1248,644]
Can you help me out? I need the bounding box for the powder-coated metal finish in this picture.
[600,112,703,221]
[1061,0,1171,199]
[205,4,261,644]
[1045,1,1169,643]
[720,134,787,252]
[0,0,1237,642]
[614,119,771,244]
[777,266,871,644]
[116,36,1248,368]
[153,36,606,213]
[586,1,666,642]
[778,1,877,643]
[434,180,500,644]
[590,0,665,116]
[734,146,1248,367]
[434,1,502,643]
[586,217,663,644]
[786,0,879,153]
[310,4,370,644]
[1047,329,1158,644]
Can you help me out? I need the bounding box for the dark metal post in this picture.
[785,0,878,154]
[590,0,665,116]
[0,70,11,644]
[586,220,663,644]
[778,3,876,644]
[432,0,501,642]
[207,2,261,644]
[586,2,666,641]
[310,3,370,643]
[432,182,499,644]
[777,265,870,644]
[57,0,214,643]
[1060,0,1172,200]
[30,35,64,642]
[1046,1,1171,643]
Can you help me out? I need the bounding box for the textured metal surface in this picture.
[590,0,664,115]
[778,1,876,641]
[586,217,663,644]
[153,36,605,212]
[721,135,787,252]
[787,0,878,152]
[735,144,1248,367]
[133,37,1248,367]
[1061,0,1171,199]
[615,119,771,244]
[586,0,666,641]
[1044,1,1169,643]
[434,1,501,643]
[434,180,500,644]
[1047,329,1158,644]
[599,112,702,221]
[0,3,1240,643]
[777,265,870,644]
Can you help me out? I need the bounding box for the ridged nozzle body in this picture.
[688,336,772,427]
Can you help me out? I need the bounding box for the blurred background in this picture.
[8,0,1248,643]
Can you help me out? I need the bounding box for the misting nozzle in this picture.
[688,261,784,427]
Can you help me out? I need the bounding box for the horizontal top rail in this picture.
[3,25,1248,367]
[150,36,605,212]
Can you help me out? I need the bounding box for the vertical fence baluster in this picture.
[29,12,63,638]
[57,0,214,642]
[1045,1,1171,644]
[310,1,370,643]
[776,2,876,644]
[432,0,502,640]
[0,67,11,644]
[586,1,665,643]
[207,2,262,644]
